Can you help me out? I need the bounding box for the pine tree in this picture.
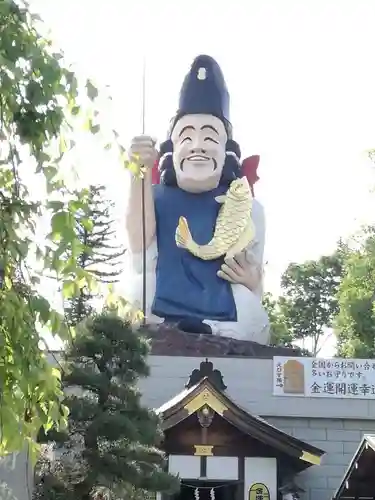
[33,312,179,500]
[65,185,125,326]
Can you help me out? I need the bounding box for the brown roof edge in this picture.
[222,404,325,461]
[205,379,325,460]
[144,323,307,358]
[332,435,375,499]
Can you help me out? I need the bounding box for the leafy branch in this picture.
[0,0,132,457]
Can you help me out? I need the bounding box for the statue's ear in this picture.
[226,139,241,159]
[156,139,173,184]
[159,139,173,157]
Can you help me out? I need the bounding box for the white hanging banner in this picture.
[273,356,375,399]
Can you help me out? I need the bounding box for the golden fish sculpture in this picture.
[175,176,255,261]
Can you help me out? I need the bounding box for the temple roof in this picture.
[156,376,325,470]
[333,434,375,499]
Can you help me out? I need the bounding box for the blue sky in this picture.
[31,0,375,354]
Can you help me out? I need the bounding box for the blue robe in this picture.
[151,184,237,322]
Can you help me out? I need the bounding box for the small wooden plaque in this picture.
[194,445,214,456]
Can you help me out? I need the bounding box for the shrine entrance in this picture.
[156,360,325,500]
[175,481,238,500]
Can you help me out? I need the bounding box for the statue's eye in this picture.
[204,137,219,144]
[181,137,192,144]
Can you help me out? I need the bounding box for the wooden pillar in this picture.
[161,455,171,500]
[236,456,245,500]
[200,455,207,477]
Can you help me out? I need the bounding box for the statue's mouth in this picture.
[180,157,217,171]
[186,154,210,161]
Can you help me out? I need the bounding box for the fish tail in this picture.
[176,216,194,251]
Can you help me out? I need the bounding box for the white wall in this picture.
[46,352,375,420]
[168,455,239,481]
[0,450,33,500]
[206,457,238,481]
[245,457,277,500]
[169,455,201,479]
[139,355,375,419]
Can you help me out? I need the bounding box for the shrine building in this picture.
[2,330,375,500]
[155,364,324,500]
[137,328,375,500]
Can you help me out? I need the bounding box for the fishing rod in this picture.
[141,57,147,327]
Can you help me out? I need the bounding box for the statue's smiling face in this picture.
[171,114,227,193]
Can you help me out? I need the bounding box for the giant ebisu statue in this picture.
[125,54,270,344]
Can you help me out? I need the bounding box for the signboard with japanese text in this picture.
[144,493,157,500]
[273,356,375,399]
[249,483,270,500]
[143,492,158,500]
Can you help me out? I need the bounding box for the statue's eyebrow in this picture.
[179,126,195,137]
[201,125,219,134]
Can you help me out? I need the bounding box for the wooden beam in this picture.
[236,456,245,500]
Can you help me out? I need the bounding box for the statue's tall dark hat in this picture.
[169,55,232,137]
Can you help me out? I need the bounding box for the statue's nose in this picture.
[190,148,207,154]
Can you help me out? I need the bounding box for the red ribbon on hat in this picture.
[151,154,260,195]
[241,155,260,197]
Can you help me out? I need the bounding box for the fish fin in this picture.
[175,216,193,249]
[215,195,226,204]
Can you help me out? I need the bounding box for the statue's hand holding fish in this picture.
[218,251,263,295]
[175,176,255,261]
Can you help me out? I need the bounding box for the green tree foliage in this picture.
[33,313,179,500]
[335,227,375,358]
[0,0,131,455]
[263,292,310,355]
[263,292,294,347]
[64,185,125,327]
[277,251,344,355]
